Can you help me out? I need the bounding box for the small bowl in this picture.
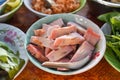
[0,0,23,22]
[25,14,106,75]
[0,0,9,13]
[23,0,86,17]
[93,0,120,7]
[0,23,28,79]
[101,23,120,72]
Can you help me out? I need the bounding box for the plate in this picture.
[0,23,28,79]
[101,23,120,72]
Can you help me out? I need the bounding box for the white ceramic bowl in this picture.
[23,0,86,17]
[0,23,28,79]
[0,0,23,22]
[25,14,106,75]
[94,0,120,7]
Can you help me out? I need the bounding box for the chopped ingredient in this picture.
[32,0,80,14]
[0,41,25,79]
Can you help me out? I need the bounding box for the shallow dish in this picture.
[101,23,120,72]
[0,23,28,79]
[24,0,86,17]
[25,14,106,75]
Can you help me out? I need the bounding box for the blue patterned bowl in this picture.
[0,23,28,79]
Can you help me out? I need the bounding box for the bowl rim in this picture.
[72,0,86,13]
[25,13,106,75]
[0,0,23,18]
[94,0,120,7]
[23,0,86,16]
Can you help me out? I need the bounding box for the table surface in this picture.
[5,0,120,80]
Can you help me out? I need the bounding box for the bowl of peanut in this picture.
[24,0,86,17]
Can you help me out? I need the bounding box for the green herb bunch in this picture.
[98,12,120,60]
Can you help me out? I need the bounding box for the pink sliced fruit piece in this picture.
[49,18,64,27]
[47,25,61,38]
[38,37,55,49]
[57,57,70,71]
[30,36,44,49]
[70,41,94,62]
[27,44,48,63]
[46,46,73,61]
[84,27,100,46]
[45,47,52,56]
[42,24,51,31]
[30,36,55,49]
[42,54,91,69]
[42,24,62,38]
[67,22,86,35]
[34,29,45,36]
[49,25,77,39]
[54,32,85,47]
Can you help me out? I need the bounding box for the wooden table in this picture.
[5,0,120,80]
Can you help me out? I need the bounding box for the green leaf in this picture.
[107,42,120,60]
[111,15,120,26]
[104,47,120,72]
[110,16,120,35]
[0,41,25,79]
[99,12,120,72]
[98,12,120,35]
[0,48,8,62]
[98,12,120,22]
[0,42,14,54]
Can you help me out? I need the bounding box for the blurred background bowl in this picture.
[24,0,86,17]
[0,0,23,22]
[25,14,106,75]
[87,0,120,23]
[93,0,120,7]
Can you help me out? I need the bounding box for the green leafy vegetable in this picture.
[98,12,120,60]
[98,12,120,35]
[104,47,120,71]
[106,35,120,60]
[0,41,25,79]
[110,16,120,35]
[98,12,120,22]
